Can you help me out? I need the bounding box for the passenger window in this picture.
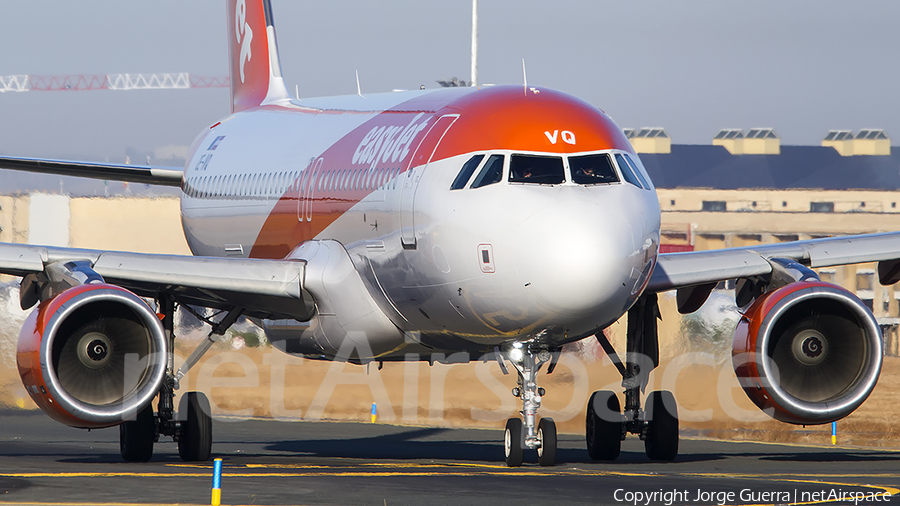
[614,154,643,188]
[451,154,485,190]
[623,154,653,190]
[509,155,565,184]
[471,155,505,188]
[570,154,619,185]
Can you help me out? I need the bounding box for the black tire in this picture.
[504,418,524,467]
[644,390,679,461]
[120,403,155,462]
[586,390,623,460]
[178,392,212,462]
[537,417,557,467]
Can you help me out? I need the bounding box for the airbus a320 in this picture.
[0,0,890,466]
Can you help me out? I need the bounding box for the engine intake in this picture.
[733,281,882,425]
[17,284,167,428]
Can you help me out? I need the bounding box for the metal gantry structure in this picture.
[0,73,228,93]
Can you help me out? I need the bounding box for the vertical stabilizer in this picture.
[226,0,292,113]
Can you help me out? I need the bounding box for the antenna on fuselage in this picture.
[522,58,528,89]
[470,0,478,87]
[356,69,364,98]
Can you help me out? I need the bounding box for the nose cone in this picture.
[514,201,640,318]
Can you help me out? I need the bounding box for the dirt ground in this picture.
[1,292,898,448]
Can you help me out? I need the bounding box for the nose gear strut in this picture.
[501,345,558,467]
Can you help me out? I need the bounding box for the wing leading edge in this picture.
[0,156,183,187]
[0,242,311,320]
[647,231,900,292]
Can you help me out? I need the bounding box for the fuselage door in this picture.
[399,114,459,249]
[298,157,323,222]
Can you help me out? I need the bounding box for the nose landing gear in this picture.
[502,346,558,467]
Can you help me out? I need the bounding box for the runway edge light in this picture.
[371,403,377,423]
[832,422,837,445]
[211,458,223,506]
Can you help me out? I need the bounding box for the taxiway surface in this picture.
[0,409,897,506]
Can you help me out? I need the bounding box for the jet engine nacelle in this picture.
[732,280,882,425]
[17,283,167,428]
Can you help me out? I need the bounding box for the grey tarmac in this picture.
[0,409,897,506]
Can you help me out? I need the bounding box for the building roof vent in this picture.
[636,127,669,139]
[856,129,889,140]
[714,128,779,155]
[823,129,890,156]
[824,130,854,142]
[714,129,744,140]
[746,128,778,140]
[628,127,670,153]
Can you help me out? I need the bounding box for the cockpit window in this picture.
[450,154,484,190]
[471,154,505,188]
[623,154,653,190]
[614,153,644,189]
[509,155,565,184]
[570,154,619,184]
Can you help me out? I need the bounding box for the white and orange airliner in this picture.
[0,0,893,467]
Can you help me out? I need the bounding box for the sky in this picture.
[0,0,898,167]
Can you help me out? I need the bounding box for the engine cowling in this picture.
[733,280,882,425]
[17,283,167,428]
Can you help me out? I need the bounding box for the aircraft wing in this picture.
[0,156,183,187]
[0,242,309,320]
[647,231,900,292]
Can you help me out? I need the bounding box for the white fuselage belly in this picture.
[180,87,661,360]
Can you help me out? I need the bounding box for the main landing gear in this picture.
[586,293,679,461]
[501,345,558,467]
[120,296,241,462]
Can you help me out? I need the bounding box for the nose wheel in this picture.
[501,346,558,467]
[504,418,524,467]
[536,417,557,466]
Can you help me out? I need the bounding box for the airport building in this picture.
[633,128,900,355]
[1,128,899,355]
